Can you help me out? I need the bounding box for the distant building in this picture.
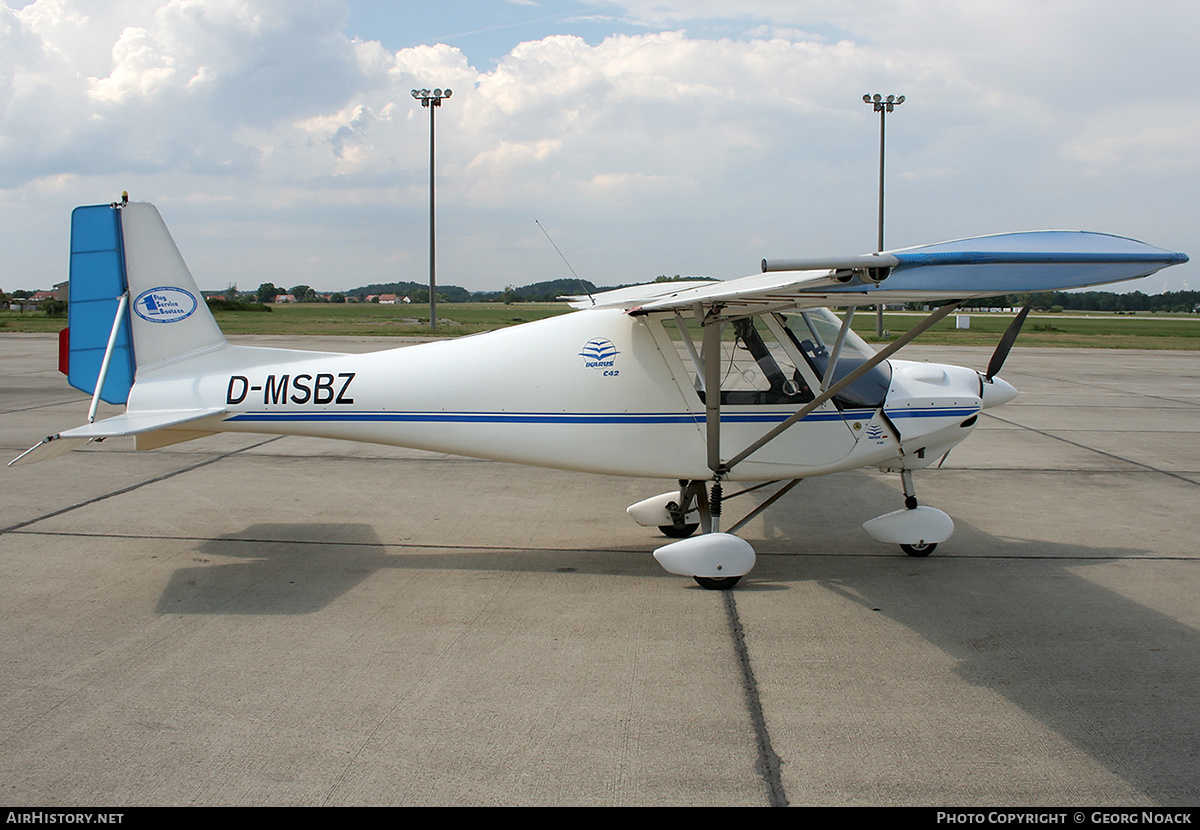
[6,289,55,311]
[274,294,296,303]
[379,293,399,304]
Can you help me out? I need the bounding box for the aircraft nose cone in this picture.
[980,375,1018,409]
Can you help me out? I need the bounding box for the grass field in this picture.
[0,302,574,338]
[859,311,1200,349]
[3,302,1200,349]
[206,301,573,337]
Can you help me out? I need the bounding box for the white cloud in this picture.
[1065,106,1200,175]
[88,24,179,103]
[0,0,1196,294]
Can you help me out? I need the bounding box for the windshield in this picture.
[777,309,891,408]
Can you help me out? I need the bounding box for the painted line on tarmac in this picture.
[0,436,283,535]
[983,412,1200,487]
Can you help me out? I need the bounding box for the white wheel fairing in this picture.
[862,506,954,546]
[653,533,756,578]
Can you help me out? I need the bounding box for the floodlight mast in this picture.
[863,92,905,337]
[412,87,453,330]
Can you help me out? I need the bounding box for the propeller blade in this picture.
[986,302,1033,380]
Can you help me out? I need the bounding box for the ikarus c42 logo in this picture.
[133,286,198,324]
[579,338,619,376]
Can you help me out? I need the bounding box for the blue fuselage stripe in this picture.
[225,406,975,426]
[884,407,978,419]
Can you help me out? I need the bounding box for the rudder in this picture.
[67,204,134,404]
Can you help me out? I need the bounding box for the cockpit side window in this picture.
[660,314,814,406]
[720,317,814,405]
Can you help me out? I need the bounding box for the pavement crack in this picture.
[722,590,788,807]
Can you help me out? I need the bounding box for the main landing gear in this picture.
[627,480,755,589]
[629,478,804,589]
[628,480,754,589]
[630,470,954,587]
[659,519,700,538]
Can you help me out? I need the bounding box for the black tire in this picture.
[659,522,700,538]
[900,542,936,557]
[693,576,742,590]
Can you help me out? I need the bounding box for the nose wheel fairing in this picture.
[862,505,955,550]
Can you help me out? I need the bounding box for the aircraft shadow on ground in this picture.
[807,554,1200,804]
[737,471,1200,802]
[158,523,392,616]
[158,468,1198,803]
[699,471,1199,804]
[161,469,1159,613]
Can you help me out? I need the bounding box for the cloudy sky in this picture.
[2,0,1196,295]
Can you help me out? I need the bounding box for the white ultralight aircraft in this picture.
[10,200,1189,589]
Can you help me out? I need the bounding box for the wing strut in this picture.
[709,301,962,477]
[703,307,724,475]
[674,310,706,393]
[725,479,804,534]
[821,306,856,391]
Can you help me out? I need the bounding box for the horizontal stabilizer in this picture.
[8,409,225,467]
[7,436,90,467]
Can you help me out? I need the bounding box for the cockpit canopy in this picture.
[662,308,891,410]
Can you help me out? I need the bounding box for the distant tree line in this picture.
[958,290,1200,313]
[208,280,1198,314]
[242,274,719,305]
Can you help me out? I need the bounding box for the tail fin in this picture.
[120,202,226,370]
[67,201,226,403]
[12,202,229,467]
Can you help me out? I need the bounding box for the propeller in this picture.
[985,301,1033,381]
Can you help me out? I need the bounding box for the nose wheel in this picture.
[900,541,937,557]
[897,471,940,557]
[694,576,742,590]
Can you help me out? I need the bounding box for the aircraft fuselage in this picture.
[128,307,1004,481]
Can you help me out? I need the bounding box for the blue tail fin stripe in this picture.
[68,204,134,405]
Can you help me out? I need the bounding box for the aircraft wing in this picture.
[563,280,716,308]
[585,231,1187,316]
